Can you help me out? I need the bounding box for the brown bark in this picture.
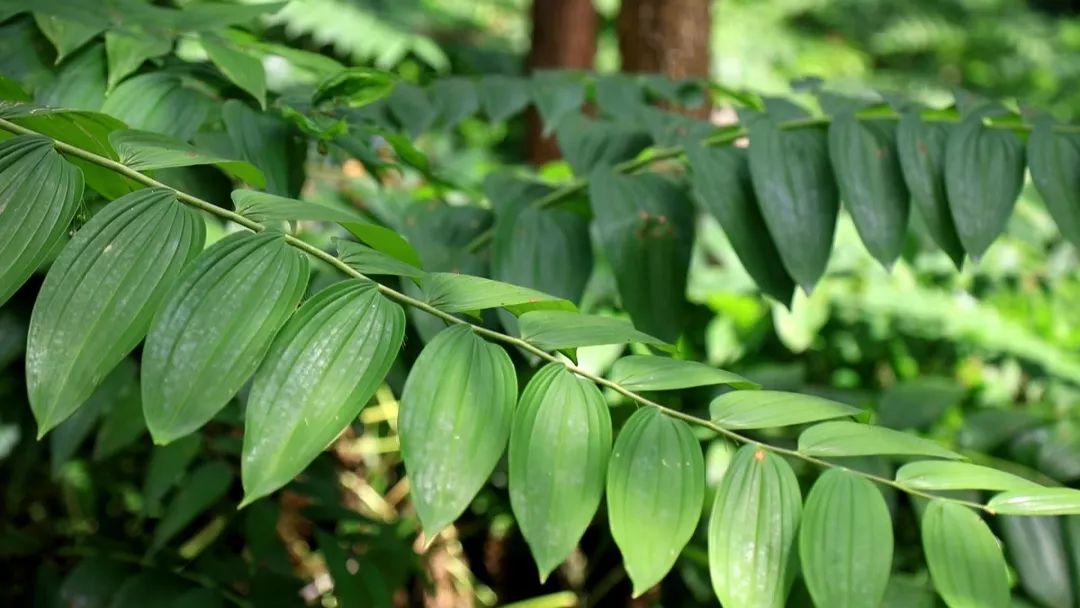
[618,0,712,117]
[526,0,598,165]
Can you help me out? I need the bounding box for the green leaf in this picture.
[922,500,1009,608]
[589,169,694,341]
[828,115,909,268]
[747,115,838,293]
[896,113,965,266]
[92,359,144,460]
[509,363,612,581]
[1028,121,1080,249]
[316,530,393,608]
[798,421,963,460]
[241,279,404,504]
[143,434,201,515]
[710,390,861,430]
[231,189,366,224]
[430,76,479,129]
[800,469,893,608]
[312,67,394,106]
[398,325,516,539]
[555,115,651,176]
[517,310,671,351]
[607,407,704,596]
[988,488,1080,515]
[201,37,266,109]
[686,143,795,305]
[878,377,965,431]
[594,73,645,118]
[60,558,134,608]
[50,366,112,474]
[1000,515,1074,608]
[26,188,205,437]
[142,232,309,444]
[102,73,212,141]
[895,461,1040,492]
[478,75,530,123]
[387,82,436,138]
[708,445,802,608]
[0,74,31,101]
[530,70,584,135]
[422,272,574,316]
[152,461,233,551]
[335,238,424,279]
[344,221,422,268]
[944,113,1025,260]
[0,134,82,306]
[222,99,305,197]
[33,12,102,62]
[36,43,106,111]
[104,28,171,91]
[608,355,757,391]
[110,130,265,187]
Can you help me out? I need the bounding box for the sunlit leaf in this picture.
[517,310,671,351]
[988,488,1080,515]
[798,421,963,460]
[710,390,861,429]
[608,355,757,391]
[896,461,1040,492]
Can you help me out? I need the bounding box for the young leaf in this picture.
[142,232,310,444]
[798,421,963,460]
[509,363,612,581]
[398,325,516,539]
[608,355,758,391]
[334,238,424,279]
[589,169,694,342]
[0,134,83,307]
[896,113,965,266]
[747,115,839,293]
[710,390,861,429]
[201,37,266,109]
[999,515,1074,608]
[517,310,670,351]
[987,488,1080,515]
[828,115,910,268]
[26,188,205,437]
[479,75,530,123]
[944,113,1025,260]
[1027,121,1080,249]
[708,445,802,608]
[104,29,171,91]
[422,272,574,316]
[110,130,265,187]
[895,461,1041,492]
[151,461,233,552]
[922,500,1009,608]
[241,280,404,505]
[607,407,704,596]
[800,469,893,608]
[686,143,795,305]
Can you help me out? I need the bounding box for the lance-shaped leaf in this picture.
[987,488,1080,515]
[151,461,233,552]
[897,113,964,265]
[1028,122,1080,249]
[608,355,757,391]
[748,115,839,292]
[105,28,171,91]
[201,37,266,109]
[922,500,1009,608]
[142,232,309,444]
[241,279,404,505]
[708,445,802,608]
[1000,515,1074,608]
[588,169,694,341]
[387,83,436,138]
[944,113,1025,260]
[895,461,1041,492]
[800,469,893,608]
[110,130,265,187]
[34,13,102,62]
[798,421,963,460]
[143,434,201,515]
[607,407,704,596]
[509,363,612,581]
[530,70,585,135]
[27,188,205,437]
[422,273,574,316]
[710,390,861,430]
[335,238,424,279]
[430,76,479,129]
[102,73,213,141]
[555,115,651,176]
[0,134,83,306]
[517,310,670,351]
[398,325,516,539]
[479,75,530,123]
[828,115,910,268]
[223,99,305,197]
[687,142,795,305]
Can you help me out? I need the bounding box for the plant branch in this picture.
[0,117,997,516]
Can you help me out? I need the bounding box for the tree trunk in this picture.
[526,0,598,165]
[618,0,712,117]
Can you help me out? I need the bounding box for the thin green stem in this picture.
[0,117,997,515]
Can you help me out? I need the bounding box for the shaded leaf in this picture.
[387,82,436,138]
[1000,515,1074,608]
[143,434,201,514]
[104,28,171,91]
[422,272,574,316]
[878,377,965,431]
[92,359,143,460]
[1028,121,1080,249]
[399,325,516,538]
[201,37,266,109]
[223,99,305,197]
[102,73,212,141]
[922,500,1009,608]
[335,238,423,279]
[530,70,584,135]
[33,12,101,62]
[479,75,530,123]
[896,114,965,266]
[430,76,479,129]
[608,355,757,391]
[111,129,265,186]
[232,189,366,225]
[152,461,233,551]
[710,390,861,430]
[555,115,651,176]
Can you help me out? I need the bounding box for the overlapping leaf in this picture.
[1000,514,1074,608]
[896,113,965,266]
[607,408,704,596]
[104,28,171,91]
[27,188,205,437]
[110,130,265,186]
[478,75,530,123]
[922,500,1009,608]
[1028,121,1080,249]
[222,99,305,197]
[0,134,83,306]
[142,232,309,444]
[151,461,233,551]
[241,279,404,504]
[201,37,266,109]
[509,363,611,580]
[102,73,212,141]
[398,325,516,539]
[422,272,573,316]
